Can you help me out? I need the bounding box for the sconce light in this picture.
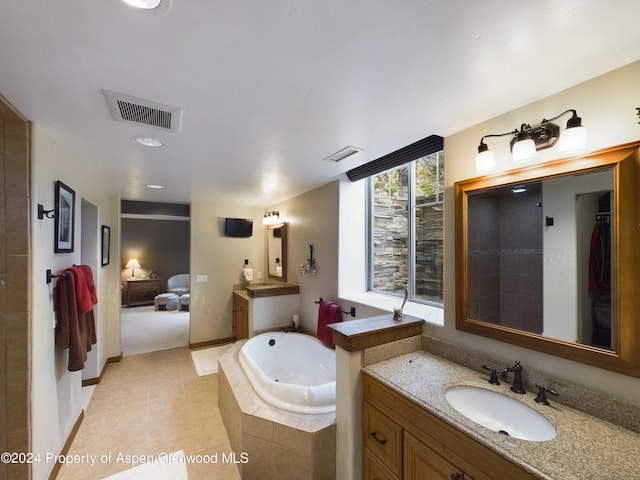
[476,109,588,172]
[511,124,537,163]
[125,258,141,279]
[299,244,317,276]
[263,210,280,226]
[37,204,56,219]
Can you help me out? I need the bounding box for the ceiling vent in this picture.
[102,89,182,132]
[323,145,363,162]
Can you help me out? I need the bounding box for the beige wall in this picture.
[442,60,640,403]
[0,95,31,480]
[189,201,264,344]
[267,181,342,333]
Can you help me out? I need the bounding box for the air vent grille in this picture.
[117,100,173,130]
[324,146,363,162]
[103,89,182,132]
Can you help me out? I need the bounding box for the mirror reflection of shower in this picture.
[466,168,614,350]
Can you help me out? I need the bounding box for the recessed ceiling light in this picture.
[135,136,164,147]
[121,0,162,9]
[146,184,164,189]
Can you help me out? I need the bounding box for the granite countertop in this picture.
[363,351,640,480]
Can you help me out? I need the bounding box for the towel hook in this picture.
[37,204,56,220]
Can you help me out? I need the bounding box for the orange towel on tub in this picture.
[317,301,343,346]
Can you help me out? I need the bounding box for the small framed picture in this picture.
[54,180,76,253]
[101,225,111,266]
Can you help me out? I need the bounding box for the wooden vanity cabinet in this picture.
[232,292,249,339]
[363,373,537,480]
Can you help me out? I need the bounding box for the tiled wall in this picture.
[467,185,543,333]
[0,95,31,480]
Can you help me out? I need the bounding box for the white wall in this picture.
[250,294,300,333]
[444,60,640,403]
[30,125,118,480]
[541,170,613,341]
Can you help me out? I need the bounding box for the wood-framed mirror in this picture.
[455,141,640,378]
[267,222,287,282]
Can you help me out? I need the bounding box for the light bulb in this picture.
[557,126,588,155]
[476,149,497,172]
[512,138,536,163]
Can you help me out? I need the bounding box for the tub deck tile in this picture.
[219,339,337,479]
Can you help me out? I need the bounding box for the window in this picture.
[368,150,444,305]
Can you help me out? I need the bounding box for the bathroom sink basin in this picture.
[445,385,556,441]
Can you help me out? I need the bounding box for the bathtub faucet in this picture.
[284,320,296,333]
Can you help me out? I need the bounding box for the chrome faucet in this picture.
[501,361,526,394]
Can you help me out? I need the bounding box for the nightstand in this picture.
[125,279,161,307]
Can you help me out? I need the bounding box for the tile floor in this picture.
[56,347,241,480]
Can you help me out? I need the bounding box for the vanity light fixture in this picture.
[475,109,588,172]
[475,129,518,172]
[263,210,280,226]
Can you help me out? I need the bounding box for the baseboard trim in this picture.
[107,352,124,364]
[48,410,84,480]
[189,337,236,350]
[81,352,123,387]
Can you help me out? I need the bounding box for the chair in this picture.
[167,274,190,296]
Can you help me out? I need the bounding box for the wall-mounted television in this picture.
[225,217,253,237]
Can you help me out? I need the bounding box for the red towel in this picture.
[317,301,343,346]
[78,264,98,305]
[64,265,97,314]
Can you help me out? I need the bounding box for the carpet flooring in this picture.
[121,305,189,356]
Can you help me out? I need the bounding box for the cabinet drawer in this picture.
[404,431,473,480]
[363,401,403,478]
[364,446,399,480]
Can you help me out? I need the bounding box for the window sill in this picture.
[339,291,444,327]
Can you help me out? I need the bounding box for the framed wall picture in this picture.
[54,180,76,253]
[101,225,111,266]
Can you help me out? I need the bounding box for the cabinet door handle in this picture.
[369,431,387,445]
